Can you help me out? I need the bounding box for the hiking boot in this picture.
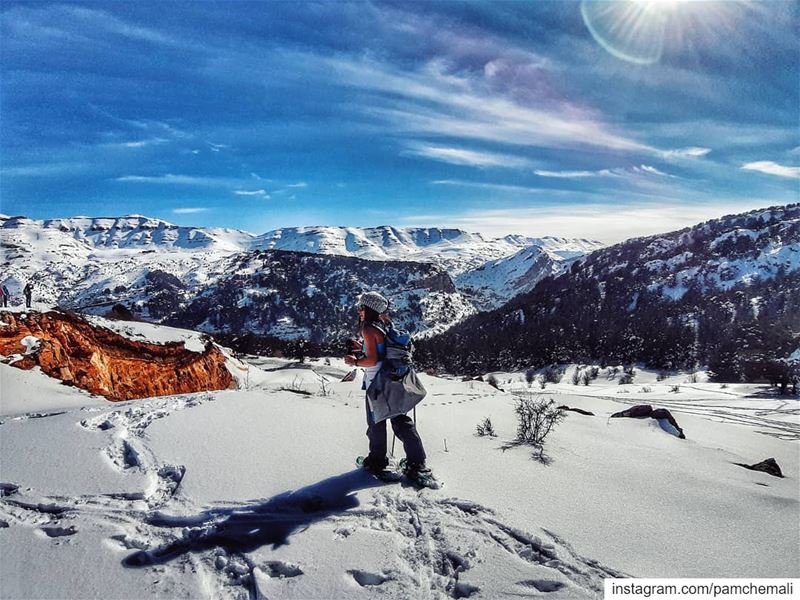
[400,460,429,476]
[357,455,389,474]
[399,459,442,489]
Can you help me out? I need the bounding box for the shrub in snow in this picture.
[657,372,668,381]
[581,370,592,386]
[571,368,581,385]
[536,375,547,390]
[486,374,501,390]
[475,417,497,437]
[317,376,332,397]
[513,395,564,453]
[685,373,698,383]
[640,386,652,393]
[618,365,635,384]
[524,367,537,386]
[280,375,312,395]
[547,367,564,383]
[669,385,681,393]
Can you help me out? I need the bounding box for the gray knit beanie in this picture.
[357,291,389,314]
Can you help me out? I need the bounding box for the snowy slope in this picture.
[456,245,565,311]
[255,226,513,275]
[502,235,604,261]
[167,250,476,340]
[1,350,797,599]
[255,226,603,278]
[632,206,800,300]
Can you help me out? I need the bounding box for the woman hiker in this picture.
[344,291,436,487]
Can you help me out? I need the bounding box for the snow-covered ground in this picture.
[1,346,797,598]
[84,314,211,354]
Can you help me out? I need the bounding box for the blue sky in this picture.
[1,1,797,242]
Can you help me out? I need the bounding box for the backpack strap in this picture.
[368,320,388,337]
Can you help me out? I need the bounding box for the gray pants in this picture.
[365,400,426,468]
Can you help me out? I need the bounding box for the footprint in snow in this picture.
[452,582,481,598]
[0,483,20,497]
[263,561,303,578]
[517,578,566,592]
[40,525,78,538]
[348,569,390,586]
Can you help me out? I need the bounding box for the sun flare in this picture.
[581,0,738,64]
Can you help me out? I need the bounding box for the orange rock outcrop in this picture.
[0,311,234,401]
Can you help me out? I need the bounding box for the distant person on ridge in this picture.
[345,291,438,488]
[23,282,33,308]
[0,284,9,308]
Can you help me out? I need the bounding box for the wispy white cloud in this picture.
[3,4,181,50]
[234,189,270,198]
[534,164,673,179]
[431,179,550,194]
[324,55,654,154]
[534,169,600,179]
[408,144,535,168]
[652,121,795,151]
[401,200,767,243]
[741,161,800,179]
[68,6,178,45]
[286,182,308,188]
[115,174,240,186]
[662,147,712,158]
[633,165,672,177]
[2,162,90,176]
[102,137,169,149]
[207,142,229,152]
[172,207,209,214]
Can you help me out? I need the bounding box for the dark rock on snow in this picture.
[735,458,784,478]
[557,405,595,416]
[611,405,653,419]
[610,404,685,439]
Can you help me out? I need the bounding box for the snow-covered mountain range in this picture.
[254,225,601,276]
[0,215,602,335]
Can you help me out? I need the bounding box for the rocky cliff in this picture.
[0,311,234,401]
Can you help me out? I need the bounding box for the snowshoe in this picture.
[399,459,442,489]
[356,456,402,482]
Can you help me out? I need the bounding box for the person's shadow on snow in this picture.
[122,468,386,567]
